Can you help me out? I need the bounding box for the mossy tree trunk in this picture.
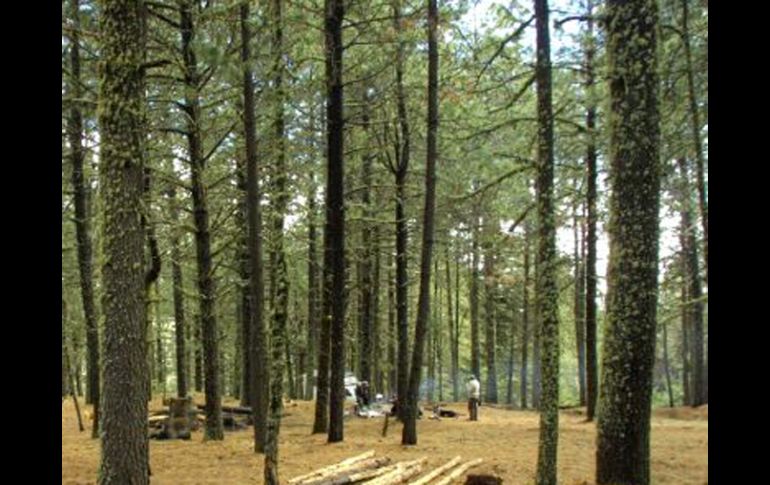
[595,0,661,483]
[533,0,560,482]
[96,0,149,481]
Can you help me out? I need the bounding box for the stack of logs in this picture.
[287,451,484,485]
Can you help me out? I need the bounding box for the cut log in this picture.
[288,450,376,484]
[411,456,462,485]
[196,403,253,415]
[301,457,392,485]
[365,458,427,485]
[431,459,484,485]
[464,474,503,484]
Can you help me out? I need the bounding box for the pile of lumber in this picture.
[288,451,483,485]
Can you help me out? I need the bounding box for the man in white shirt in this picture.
[467,375,481,421]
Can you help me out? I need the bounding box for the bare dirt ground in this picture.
[62,395,707,484]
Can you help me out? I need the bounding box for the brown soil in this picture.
[62,395,707,484]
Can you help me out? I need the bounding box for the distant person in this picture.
[355,381,370,413]
[467,375,481,421]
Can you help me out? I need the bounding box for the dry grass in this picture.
[62,395,707,484]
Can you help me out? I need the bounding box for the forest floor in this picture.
[62,394,707,484]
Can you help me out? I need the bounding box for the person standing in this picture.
[467,375,481,421]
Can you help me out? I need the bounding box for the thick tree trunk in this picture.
[325,0,346,444]
[96,0,149,480]
[402,0,438,446]
[595,1,660,483]
[66,0,99,438]
[534,0,560,482]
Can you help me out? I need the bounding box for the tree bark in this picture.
[534,0,560,482]
[595,1,660,483]
[97,0,149,480]
[325,0,346,444]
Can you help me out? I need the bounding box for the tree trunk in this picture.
[662,319,674,408]
[239,1,267,451]
[96,0,149,480]
[167,182,188,398]
[402,0,438,446]
[264,4,288,479]
[483,220,498,404]
[572,185,586,407]
[387,255,397,396]
[234,115,252,406]
[325,0,346,444]
[180,0,223,441]
[469,212,481,382]
[445,245,459,402]
[520,222,530,409]
[506,295,517,406]
[534,0,560,482]
[194,313,203,393]
[680,277,691,407]
[66,0,100,439]
[681,0,708,285]
[392,0,411,417]
[306,170,319,401]
[595,1,660,483]
[677,158,705,407]
[358,91,374,386]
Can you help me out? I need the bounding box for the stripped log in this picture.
[288,450,376,484]
[431,458,484,485]
[366,458,427,485]
[303,457,393,485]
[411,456,462,485]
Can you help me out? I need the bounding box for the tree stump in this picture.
[166,397,192,439]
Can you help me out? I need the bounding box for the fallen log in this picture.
[365,458,427,485]
[411,456,462,485]
[195,403,253,415]
[288,450,376,484]
[431,458,484,485]
[301,457,392,485]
